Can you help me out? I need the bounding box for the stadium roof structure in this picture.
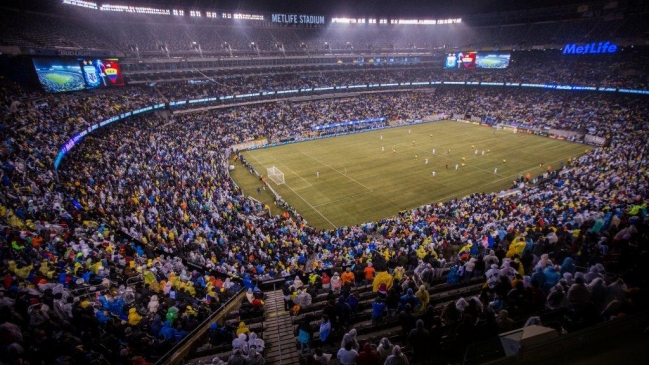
[5,0,623,17]
[118,0,608,16]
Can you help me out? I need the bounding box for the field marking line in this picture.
[312,190,375,208]
[281,164,313,188]
[246,152,338,229]
[282,182,338,230]
[298,150,373,193]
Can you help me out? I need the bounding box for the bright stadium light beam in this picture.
[62,0,97,9]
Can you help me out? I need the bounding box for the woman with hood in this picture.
[128,307,142,325]
[232,333,249,354]
[331,272,342,293]
[340,328,359,351]
[377,337,393,364]
[560,257,575,274]
[464,257,477,282]
[415,285,429,312]
[296,319,312,354]
[356,342,380,365]
[496,310,514,331]
[148,295,159,315]
[384,345,409,365]
[318,314,332,343]
[235,321,250,337]
[546,283,568,310]
[543,266,560,292]
[530,267,546,290]
[486,264,501,289]
[293,275,304,290]
[321,272,331,290]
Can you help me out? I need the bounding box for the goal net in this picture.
[267,166,285,185]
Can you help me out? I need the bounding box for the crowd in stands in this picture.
[1,58,648,365]
[132,49,649,92]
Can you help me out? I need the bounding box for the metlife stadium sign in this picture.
[563,42,618,55]
[271,13,326,25]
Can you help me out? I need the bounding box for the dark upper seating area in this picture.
[1,7,647,55]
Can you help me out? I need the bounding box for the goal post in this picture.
[267,166,285,185]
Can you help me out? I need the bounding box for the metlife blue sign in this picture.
[563,42,617,55]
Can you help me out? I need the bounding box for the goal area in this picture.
[267,166,285,185]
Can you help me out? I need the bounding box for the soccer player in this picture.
[462,156,466,161]
[432,171,436,177]
[382,146,385,152]
[445,162,449,169]
[380,135,383,140]
[412,140,415,146]
[432,148,436,155]
[455,164,459,170]
[481,150,485,156]
[502,159,506,164]
[429,133,433,139]
[414,154,418,160]
[474,149,478,155]
[409,129,411,134]
[425,158,429,164]
[471,144,475,149]
[316,171,320,178]
[393,147,396,154]
[494,167,498,174]
[461,162,465,168]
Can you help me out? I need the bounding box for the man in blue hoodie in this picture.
[372,296,387,323]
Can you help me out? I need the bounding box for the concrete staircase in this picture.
[263,289,301,365]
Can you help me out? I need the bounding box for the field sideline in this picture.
[232,121,586,229]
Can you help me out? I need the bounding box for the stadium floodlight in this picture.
[191,41,203,58]
[128,44,140,58]
[223,42,233,57]
[157,42,170,58]
[267,166,285,185]
[249,42,260,57]
[276,43,286,57]
[299,42,309,57]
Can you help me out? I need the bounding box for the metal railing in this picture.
[154,287,245,365]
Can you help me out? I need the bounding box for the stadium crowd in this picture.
[1,61,648,365]
[148,50,649,99]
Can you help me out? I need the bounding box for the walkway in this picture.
[263,288,301,365]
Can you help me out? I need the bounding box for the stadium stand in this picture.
[1,1,648,365]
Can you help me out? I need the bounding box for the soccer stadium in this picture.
[0,1,648,365]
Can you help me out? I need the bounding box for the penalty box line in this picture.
[246,152,337,229]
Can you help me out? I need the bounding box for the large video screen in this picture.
[476,53,511,69]
[445,52,511,69]
[81,59,125,88]
[33,58,86,93]
[33,57,125,93]
[445,52,476,69]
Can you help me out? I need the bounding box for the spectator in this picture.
[337,342,359,365]
[319,315,332,344]
[383,345,409,365]
[296,319,312,354]
[377,338,393,364]
[357,342,381,365]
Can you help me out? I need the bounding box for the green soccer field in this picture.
[233,121,586,229]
